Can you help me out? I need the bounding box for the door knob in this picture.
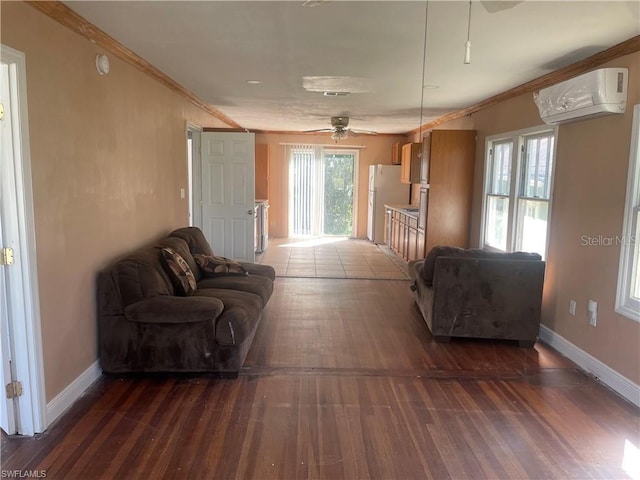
[248,210,254,215]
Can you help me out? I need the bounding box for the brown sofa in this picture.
[97,227,275,377]
[409,246,545,347]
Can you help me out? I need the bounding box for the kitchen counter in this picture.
[385,204,419,218]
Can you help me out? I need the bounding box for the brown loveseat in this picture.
[97,227,275,377]
[409,246,545,347]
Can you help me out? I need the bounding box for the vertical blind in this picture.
[285,144,324,237]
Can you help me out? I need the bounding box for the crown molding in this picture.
[25,2,638,137]
[26,1,242,129]
[408,35,640,136]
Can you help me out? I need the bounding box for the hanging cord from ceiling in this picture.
[464,0,472,64]
[418,0,430,148]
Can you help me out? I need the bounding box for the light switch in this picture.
[180,188,185,199]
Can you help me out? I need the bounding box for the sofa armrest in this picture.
[124,295,224,324]
[238,262,276,281]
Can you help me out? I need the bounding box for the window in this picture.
[616,104,640,322]
[482,126,556,259]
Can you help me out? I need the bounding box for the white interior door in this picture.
[0,45,46,436]
[199,132,255,261]
[0,217,17,435]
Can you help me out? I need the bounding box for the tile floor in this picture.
[256,237,410,279]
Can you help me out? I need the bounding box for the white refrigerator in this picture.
[367,164,410,244]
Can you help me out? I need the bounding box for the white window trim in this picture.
[480,125,558,258]
[616,104,640,322]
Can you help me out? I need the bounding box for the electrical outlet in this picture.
[569,300,576,316]
[588,300,598,327]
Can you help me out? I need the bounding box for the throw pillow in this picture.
[194,254,249,277]
[160,247,197,296]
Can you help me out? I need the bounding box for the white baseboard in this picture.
[46,360,102,426]
[539,324,640,407]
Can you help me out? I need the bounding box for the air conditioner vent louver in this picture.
[534,68,628,125]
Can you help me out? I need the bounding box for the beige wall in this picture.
[445,52,639,384]
[4,1,638,403]
[255,133,406,238]
[1,2,229,401]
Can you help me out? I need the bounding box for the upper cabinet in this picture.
[420,133,431,184]
[255,143,269,200]
[391,142,402,165]
[400,142,422,184]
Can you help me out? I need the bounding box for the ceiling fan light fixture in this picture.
[331,129,348,141]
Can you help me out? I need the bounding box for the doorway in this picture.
[186,123,202,227]
[0,45,46,435]
[288,145,358,238]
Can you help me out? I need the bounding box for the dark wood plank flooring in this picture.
[2,278,639,479]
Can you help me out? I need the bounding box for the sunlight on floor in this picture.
[279,236,349,248]
[623,439,640,480]
[256,237,410,279]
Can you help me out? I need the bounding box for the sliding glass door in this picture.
[288,145,357,238]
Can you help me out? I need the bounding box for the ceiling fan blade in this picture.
[303,128,334,133]
[349,129,378,136]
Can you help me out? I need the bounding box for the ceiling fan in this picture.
[304,116,377,141]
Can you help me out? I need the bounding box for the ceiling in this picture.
[64,1,639,135]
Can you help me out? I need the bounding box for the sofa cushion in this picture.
[160,247,197,296]
[197,274,273,306]
[170,227,277,281]
[239,262,277,281]
[421,245,466,285]
[465,249,542,262]
[170,227,215,256]
[194,253,248,277]
[421,246,542,286]
[112,248,175,305]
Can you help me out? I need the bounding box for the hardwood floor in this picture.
[2,278,639,479]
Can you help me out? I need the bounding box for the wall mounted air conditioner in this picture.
[534,68,628,125]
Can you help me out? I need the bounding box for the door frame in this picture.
[0,44,47,435]
[186,122,202,227]
[287,145,360,238]
[322,148,359,238]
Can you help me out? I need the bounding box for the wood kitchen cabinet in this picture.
[420,130,476,256]
[387,130,475,262]
[400,143,422,184]
[255,143,269,200]
[388,208,420,261]
[391,142,402,165]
